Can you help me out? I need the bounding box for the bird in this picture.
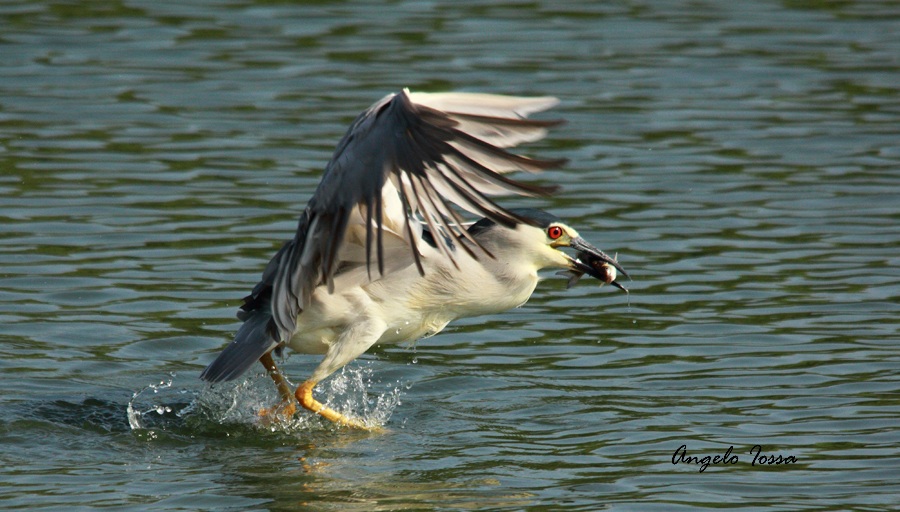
[200,88,629,429]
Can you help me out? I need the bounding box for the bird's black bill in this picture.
[609,280,629,293]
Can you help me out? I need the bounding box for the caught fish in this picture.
[558,251,629,292]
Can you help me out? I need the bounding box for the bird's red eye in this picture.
[547,226,563,240]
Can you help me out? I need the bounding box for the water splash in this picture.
[126,363,404,436]
[126,372,183,431]
[311,364,403,430]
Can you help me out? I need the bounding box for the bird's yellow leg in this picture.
[296,380,377,431]
[258,352,297,420]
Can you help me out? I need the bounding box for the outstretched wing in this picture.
[268,89,565,343]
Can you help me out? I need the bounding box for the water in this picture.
[1,0,898,510]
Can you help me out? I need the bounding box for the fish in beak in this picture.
[559,237,630,292]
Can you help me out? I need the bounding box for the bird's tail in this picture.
[199,306,279,383]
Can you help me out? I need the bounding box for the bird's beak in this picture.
[563,237,631,292]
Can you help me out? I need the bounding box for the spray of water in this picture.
[127,363,403,436]
[126,373,179,431]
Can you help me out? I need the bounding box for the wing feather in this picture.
[406,91,559,118]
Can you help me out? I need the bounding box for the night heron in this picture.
[200,89,629,429]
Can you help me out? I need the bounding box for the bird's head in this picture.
[469,208,630,291]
